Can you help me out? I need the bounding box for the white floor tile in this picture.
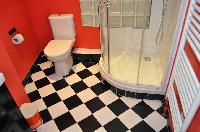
[83,75,101,87]
[39,61,53,70]
[72,63,86,73]
[143,99,162,110]
[31,71,46,81]
[70,104,91,122]
[48,102,68,119]
[38,120,60,132]
[98,90,118,105]
[57,86,75,100]
[32,99,47,112]
[77,88,97,103]
[120,96,142,108]
[93,107,116,125]
[88,64,99,74]
[25,82,37,94]
[47,74,63,83]
[38,84,56,98]
[144,111,167,131]
[65,74,82,85]
[118,109,142,129]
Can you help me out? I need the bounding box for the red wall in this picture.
[23,0,100,50]
[0,0,100,81]
[0,0,40,80]
[187,108,200,132]
[0,38,30,107]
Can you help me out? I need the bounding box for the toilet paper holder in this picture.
[8,27,24,45]
[8,27,18,36]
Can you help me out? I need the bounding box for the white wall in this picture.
[142,0,182,73]
[158,0,182,72]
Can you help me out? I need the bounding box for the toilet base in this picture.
[54,55,73,77]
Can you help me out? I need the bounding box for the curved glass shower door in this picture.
[99,0,183,89]
[108,0,154,85]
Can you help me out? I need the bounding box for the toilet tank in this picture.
[48,14,76,40]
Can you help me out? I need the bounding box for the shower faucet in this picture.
[98,0,117,7]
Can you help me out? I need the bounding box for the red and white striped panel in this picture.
[167,0,200,131]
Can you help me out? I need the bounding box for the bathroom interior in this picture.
[0,0,199,132]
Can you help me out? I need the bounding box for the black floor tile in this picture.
[43,66,55,76]
[39,109,52,123]
[85,97,105,113]
[130,121,155,132]
[71,81,88,93]
[157,106,166,118]
[54,112,76,131]
[63,95,83,110]
[108,99,129,116]
[116,88,125,96]
[77,69,93,79]
[160,126,170,132]
[38,55,48,64]
[52,79,68,91]
[90,54,101,63]
[104,118,128,132]
[34,77,50,89]
[28,90,41,102]
[90,82,109,95]
[82,62,96,68]
[30,65,42,74]
[132,101,154,119]
[43,93,61,107]
[94,72,102,80]
[78,115,101,132]
[22,77,33,86]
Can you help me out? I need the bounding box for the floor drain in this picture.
[144,57,151,61]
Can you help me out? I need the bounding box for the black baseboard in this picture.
[72,53,101,63]
[103,80,165,101]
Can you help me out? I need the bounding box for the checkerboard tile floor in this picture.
[24,55,168,132]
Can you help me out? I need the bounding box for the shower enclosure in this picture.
[98,0,183,94]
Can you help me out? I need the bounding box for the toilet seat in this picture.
[44,40,73,58]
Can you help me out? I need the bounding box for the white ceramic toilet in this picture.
[44,14,76,77]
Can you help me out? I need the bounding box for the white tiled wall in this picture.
[80,0,152,28]
[80,0,99,27]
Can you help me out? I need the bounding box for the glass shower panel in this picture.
[99,1,110,72]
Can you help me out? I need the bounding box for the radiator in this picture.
[166,0,200,131]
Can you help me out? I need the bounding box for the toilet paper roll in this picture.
[12,34,24,45]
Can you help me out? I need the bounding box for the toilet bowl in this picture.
[44,14,76,77]
[44,40,74,77]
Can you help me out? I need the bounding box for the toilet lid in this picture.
[44,40,73,57]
